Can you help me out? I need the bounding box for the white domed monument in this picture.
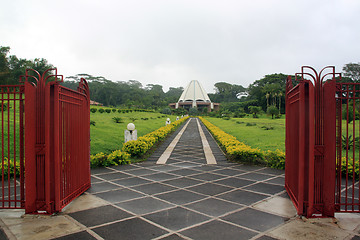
[169,80,220,112]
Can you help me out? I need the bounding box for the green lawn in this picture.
[204,115,286,152]
[90,109,178,155]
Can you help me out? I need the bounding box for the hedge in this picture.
[122,116,189,157]
[199,117,285,169]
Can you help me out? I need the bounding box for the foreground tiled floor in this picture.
[1,118,360,239]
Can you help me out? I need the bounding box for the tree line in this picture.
[1,46,359,114]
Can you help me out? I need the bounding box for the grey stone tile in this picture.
[244,182,285,195]
[142,172,179,181]
[143,207,210,231]
[185,198,242,217]
[187,183,233,196]
[238,172,274,181]
[116,197,174,215]
[217,189,268,205]
[180,220,257,240]
[162,177,203,188]
[97,172,132,180]
[132,182,177,195]
[95,188,145,203]
[93,217,169,240]
[69,205,133,227]
[222,208,288,232]
[52,231,97,240]
[155,189,206,205]
[112,177,151,187]
[214,177,256,188]
[189,172,227,181]
[87,182,122,193]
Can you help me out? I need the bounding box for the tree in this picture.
[212,82,246,102]
[189,107,198,116]
[343,63,360,82]
[248,106,261,118]
[267,105,279,119]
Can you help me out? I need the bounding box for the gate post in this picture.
[322,79,336,217]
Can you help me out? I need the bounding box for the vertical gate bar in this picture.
[44,83,51,213]
[1,88,4,208]
[53,84,61,211]
[307,82,315,217]
[19,89,24,207]
[352,90,356,211]
[13,88,17,207]
[7,89,10,207]
[298,82,305,215]
[345,86,349,211]
[335,85,342,210]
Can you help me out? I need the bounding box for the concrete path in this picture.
[1,118,360,239]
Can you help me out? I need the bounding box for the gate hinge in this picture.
[314,145,324,156]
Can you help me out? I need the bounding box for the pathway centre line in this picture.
[196,118,217,165]
[156,119,191,164]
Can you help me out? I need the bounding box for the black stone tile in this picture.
[87,182,121,193]
[156,189,206,205]
[265,176,285,185]
[112,177,151,187]
[52,231,96,240]
[125,168,158,176]
[213,168,244,176]
[95,188,145,203]
[92,217,169,240]
[222,208,287,232]
[142,172,179,181]
[91,167,115,175]
[172,162,203,168]
[238,173,274,181]
[132,182,177,195]
[168,168,201,176]
[116,197,174,215]
[109,164,140,171]
[214,177,256,188]
[97,172,132,180]
[244,182,285,195]
[217,190,268,205]
[91,176,103,184]
[143,207,210,231]
[149,165,181,172]
[187,183,233,196]
[69,205,133,227]
[230,164,264,171]
[257,168,285,176]
[162,177,203,188]
[0,228,8,240]
[351,236,360,240]
[185,198,242,217]
[180,220,257,240]
[189,172,227,181]
[158,234,187,240]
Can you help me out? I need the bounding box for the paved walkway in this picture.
[1,118,360,239]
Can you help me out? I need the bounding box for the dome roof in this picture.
[178,80,211,103]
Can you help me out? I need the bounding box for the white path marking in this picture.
[156,119,191,164]
[196,118,217,165]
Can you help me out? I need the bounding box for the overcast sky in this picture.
[1,0,359,93]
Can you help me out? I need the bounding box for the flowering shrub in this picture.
[341,156,359,179]
[122,116,189,157]
[107,150,131,165]
[0,158,20,178]
[199,117,285,169]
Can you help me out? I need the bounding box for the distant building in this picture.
[90,100,103,106]
[169,80,220,112]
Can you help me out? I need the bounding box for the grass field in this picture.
[204,115,286,152]
[90,109,178,155]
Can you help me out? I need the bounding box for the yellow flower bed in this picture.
[123,116,189,157]
[199,117,285,168]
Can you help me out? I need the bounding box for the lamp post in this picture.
[125,123,137,143]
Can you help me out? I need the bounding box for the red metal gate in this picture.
[0,85,25,209]
[335,82,360,212]
[285,66,339,217]
[0,68,91,214]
